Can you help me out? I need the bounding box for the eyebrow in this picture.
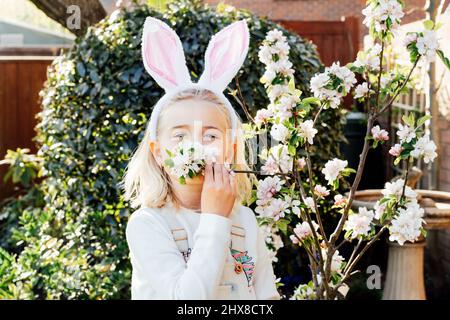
[171,125,221,130]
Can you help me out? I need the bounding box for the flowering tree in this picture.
[161,0,449,300]
[243,0,449,300]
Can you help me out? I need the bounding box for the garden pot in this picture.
[351,189,450,300]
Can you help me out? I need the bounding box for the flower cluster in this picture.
[261,224,284,263]
[404,28,440,64]
[163,140,219,184]
[257,29,300,122]
[260,144,293,175]
[321,158,352,189]
[389,114,437,165]
[362,0,404,37]
[290,221,319,245]
[374,179,426,245]
[389,201,425,245]
[353,43,383,73]
[255,176,301,221]
[310,62,357,109]
[344,207,375,240]
[369,125,389,148]
[290,282,316,300]
[250,3,450,298]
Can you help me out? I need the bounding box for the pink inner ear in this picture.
[144,24,178,87]
[209,22,247,81]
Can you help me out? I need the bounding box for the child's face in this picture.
[150,98,233,184]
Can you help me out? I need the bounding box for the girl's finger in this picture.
[222,163,230,189]
[205,162,213,185]
[213,162,222,185]
[229,171,237,195]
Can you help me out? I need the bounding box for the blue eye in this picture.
[174,133,185,141]
[203,134,217,142]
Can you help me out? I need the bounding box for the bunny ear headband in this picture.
[141,16,250,144]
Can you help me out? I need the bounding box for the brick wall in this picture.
[205,0,449,48]
[205,0,448,22]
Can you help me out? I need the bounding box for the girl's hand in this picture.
[201,162,237,218]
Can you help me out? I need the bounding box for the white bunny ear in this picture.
[141,16,192,92]
[198,20,250,91]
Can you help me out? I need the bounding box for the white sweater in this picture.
[125,201,281,300]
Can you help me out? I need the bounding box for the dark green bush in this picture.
[0,0,345,299]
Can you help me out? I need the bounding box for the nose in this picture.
[192,120,204,145]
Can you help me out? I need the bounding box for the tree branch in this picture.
[29,0,106,37]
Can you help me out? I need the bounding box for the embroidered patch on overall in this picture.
[230,248,255,287]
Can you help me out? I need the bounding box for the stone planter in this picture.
[351,189,450,300]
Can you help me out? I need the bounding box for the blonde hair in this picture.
[121,88,256,210]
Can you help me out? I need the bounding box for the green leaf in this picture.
[302,97,321,105]
[165,148,173,157]
[437,50,450,71]
[423,20,434,30]
[277,219,290,235]
[416,115,431,128]
[402,113,416,127]
[164,158,174,167]
[421,228,428,237]
[288,76,296,93]
[288,144,297,156]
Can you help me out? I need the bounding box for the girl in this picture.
[122,16,280,300]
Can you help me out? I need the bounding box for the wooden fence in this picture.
[276,17,360,66]
[0,56,54,200]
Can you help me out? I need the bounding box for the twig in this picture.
[305,149,329,245]
[233,76,255,123]
[377,58,420,116]
[374,41,385,114]
[340,226,388,284]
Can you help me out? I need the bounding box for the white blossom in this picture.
[354,82,370,99]
[267,84,289,103]
[254,108,273,126]
[298,120,318,144]
[296,157,307,170]
[304,197,316,212]
[371,125,389,141]
[164,140,219,183]
[362,0,404,34]
[411,134,437,163]
[389,201,425,245]
[416,30,439,63]
[261,144,293,174]
[256,176,285,205]
[314,185,330,198]
[396,123,416,143]
[403,33,418,46]
[382,179,417,200]
[310,62,356,109]
[265,197,290,221]
[266,29,286,43]
[333,194,348,207]
[270,123,290,142]
[353,49,380,71]
[321,158,348,185]
[290,221,319,244]
[344,207,375,239]
[389,143,403,156]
